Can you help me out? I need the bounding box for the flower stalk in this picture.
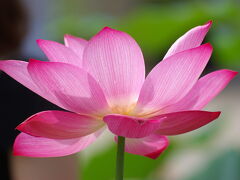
[116,136,125,180]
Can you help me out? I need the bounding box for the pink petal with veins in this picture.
[136,44,212,114]
[83,27,145,107]
[64,34,87,58]
[164,21,212,59]
[163,69,238,112]
[17,110,104,139]
[27,59,109,115]
[115,134,169,159]
[13,129,103,157]
[37,39,82,67]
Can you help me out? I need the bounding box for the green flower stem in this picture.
[116,136,125,180]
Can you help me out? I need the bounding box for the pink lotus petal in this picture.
[104,114,163,138]
[27,59,109,115]
[0,60,84,112]
[0,60,47,99]
[37,39,82,67]
[163,70,238,112]
[83,27,145,108]
[164,21,212,59]
[104,111,220,137]
[13,129,103,157]
[136,44,212,114]
[64,34,87,58]
[115,134,169,159]
[17,110,105,139]
[154,110,220,135]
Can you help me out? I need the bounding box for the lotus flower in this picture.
[0,21,237,159]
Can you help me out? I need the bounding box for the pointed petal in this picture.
[0,60,99,112]
[163,70,238,112]
[104,114,163,138]
[83,27,145,107]
[155,111,220,135]
[104,111,220,138]
[17,111,105,139]
[27,59,109,115]
[120,134,169,159]
[64,34,87,58]
[164,21,212,59]
[0,60,45,98]
[0,60,82,107]
[136,44,212,114]
[37,39,82,67]
[13,129,103,157]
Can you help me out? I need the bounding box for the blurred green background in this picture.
[21,0,240,179]
[48,0,240,72]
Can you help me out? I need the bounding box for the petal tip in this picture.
[214,111,221,118]
[63,34,71,46]
[230,70,238,76]
[12,150,20,156]
[64,34,72,38]
[201,43,213,52]
[203,42,212,48]
[144,149,165,159]
[16,123,24,131]
[222,69,238,77]
[144,137,169,159]
[28,58,39,64]
[97,26,122,36]
[209,111,221,121]
[36,39,60,47]
[27,59,44,69]
[205,20,213,27]
[36,39,52,48]
[64,34,74,40]
[36,39,45,45]
[102,26,115,31]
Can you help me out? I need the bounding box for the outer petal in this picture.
[155,111,220,135]
[104,114,164,138]
[13,129,103,157]
[83,27,145,108]
[64,34,87,58]
[115,134,169,159]
[17,111,105,139]
[136,44,212,114]
[27,59,109,115]
[104,111,220,137]
[37,39,82,67]
[164,21,212,59]
[163,70,238,112]
[0,60,46,99]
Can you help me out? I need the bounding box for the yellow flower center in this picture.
[111,103,137,116]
